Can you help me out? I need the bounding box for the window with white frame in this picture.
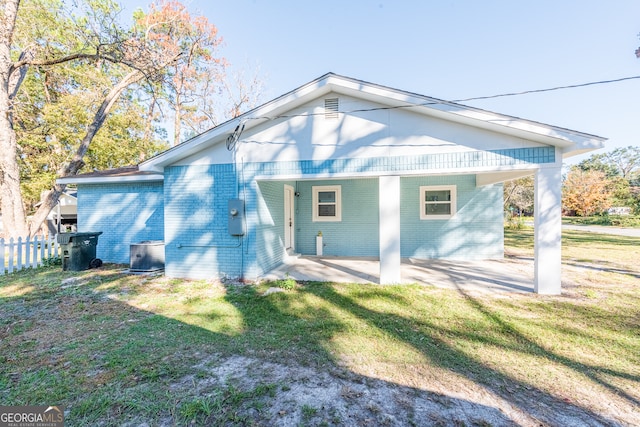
[420,185,456,220]
[312,185,342,222]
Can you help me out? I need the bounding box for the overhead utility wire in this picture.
[266,74,640,119]
[226,74,640,146]
[452,75,640,102]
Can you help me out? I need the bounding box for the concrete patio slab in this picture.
[260,255,535,294]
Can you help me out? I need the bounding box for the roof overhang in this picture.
[57,174,163,185]
[139,73,606,173]
[318,75,605,156]
[56,167,163,185]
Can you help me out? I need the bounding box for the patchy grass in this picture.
[505,227,640,267]
[1,230,639,426]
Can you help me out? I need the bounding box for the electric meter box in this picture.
[228,199,245,236]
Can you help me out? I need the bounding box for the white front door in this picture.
[284,185,295,251]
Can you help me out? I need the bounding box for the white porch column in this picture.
[534,165,562,294]
[379,176,401,284]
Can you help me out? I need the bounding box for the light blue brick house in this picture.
[59,73,605,294]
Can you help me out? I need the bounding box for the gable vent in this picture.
[324,98,339,119]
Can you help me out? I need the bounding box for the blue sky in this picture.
[125,0,640,164]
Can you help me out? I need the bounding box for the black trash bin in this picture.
[57,232,103,271]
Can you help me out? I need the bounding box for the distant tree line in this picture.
[564,146,640,216]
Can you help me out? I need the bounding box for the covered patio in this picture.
[261,255,535,294]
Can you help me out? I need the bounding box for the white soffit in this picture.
[476,170,536,187]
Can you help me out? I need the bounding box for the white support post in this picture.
[379,176,401,284]
[534,165,562,294]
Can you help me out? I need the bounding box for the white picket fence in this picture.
[0,235,61,275]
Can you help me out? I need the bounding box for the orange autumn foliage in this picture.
[562,169,613,216]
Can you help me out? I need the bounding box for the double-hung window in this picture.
[420,185,456,220]
[312,185,342,222]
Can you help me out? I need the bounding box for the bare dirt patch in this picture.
[161,352,634,427]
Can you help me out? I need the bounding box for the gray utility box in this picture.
[130,241,165,272]
[228,199,246,236]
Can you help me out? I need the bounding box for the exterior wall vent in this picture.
[324,98,339,119]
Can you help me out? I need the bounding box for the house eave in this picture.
[324,75,606,154]
[57,173,164,185]
[138,73,607,172]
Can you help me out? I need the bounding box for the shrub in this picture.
[42,256,62,266]
[275,273,296,290]
[504,213,528,230]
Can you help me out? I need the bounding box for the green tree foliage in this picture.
[8,0,179,229]
[15,64,168,209]
[576,156,618,178]
[1,0,250,237]
[578,146,640,180]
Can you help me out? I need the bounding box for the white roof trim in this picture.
[138,73,606,173]
[57,174,164,185]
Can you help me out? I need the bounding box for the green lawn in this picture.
[1,229,639,425]
[562,214,640,228]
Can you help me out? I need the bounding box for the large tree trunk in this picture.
[0,0,28,238]
[28,70,145,236]
[0,117,28,238]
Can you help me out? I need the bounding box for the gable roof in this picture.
[138,72,606,173]
[57,72,607,186]
[35,189,77,207]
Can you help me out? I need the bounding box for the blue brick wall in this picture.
[160,146,543,279]
[77,182,164,264]
[163,164,248,279]
[400,175,503,259]
[75,145,539,278]
[162,165,291,280]
[290,175,503,260]
[294,178,379,256]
